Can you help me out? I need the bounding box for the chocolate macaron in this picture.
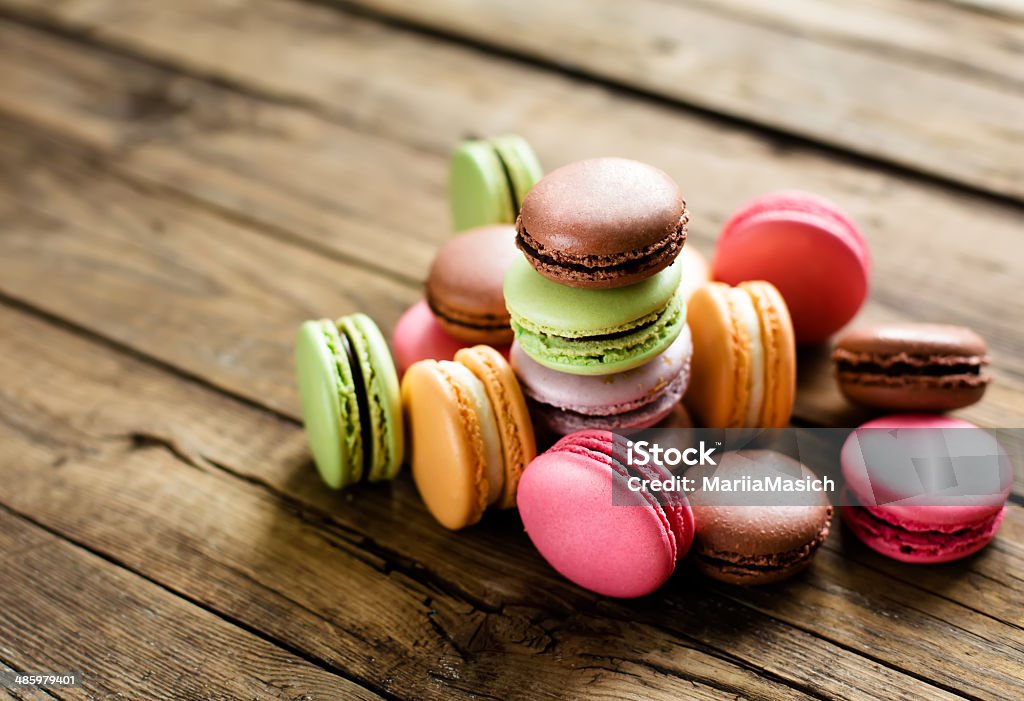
[832,323,990,412]
[688,450,833,586]
[516,158,688,289]
[426,225,521,345]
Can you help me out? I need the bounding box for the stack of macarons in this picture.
[393,136,545,375]
[293,133,1011,601]
[505,157,695,435]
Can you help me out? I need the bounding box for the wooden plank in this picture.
[0,20,1022,446]
[0,512,384,701]
[2,0,1021,200]
[0,304,1018,700]
[334,0,1024,200]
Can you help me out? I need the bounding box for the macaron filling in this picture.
[511,291,684,367]
[841,490,1005,558]
[426,294,511,333]
[731,289,765,427]
[319,321,363,485]
[440,361,505,505]
[834,353,988,383]
[695,528,829,577]
[338,329,372,477]
[516,211,688,272]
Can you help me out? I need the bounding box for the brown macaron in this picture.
[688,450,833,586]
[832,323,990,412]
[516,158,688,289]
[426,225,520,344]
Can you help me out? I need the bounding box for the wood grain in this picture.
[0,511,384,701]
[337,0,1024,200]
[1,302,1020,699]
[0,19,1022,448]
[6,0,1023,197]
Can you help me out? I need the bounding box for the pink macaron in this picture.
[392,300,509,375]
[712,191,870,344]
[840,415,1011,563]
[511,325,693,435]
[517,430,695,597]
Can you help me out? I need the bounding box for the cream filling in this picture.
[440,361,504,505]
[732,290,764,427]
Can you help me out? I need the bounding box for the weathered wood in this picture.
[0,511,384,701]
[0,303,1019,699]
[0,20,1022,452]
[337,0,1024,200]
[5,0,1020,198]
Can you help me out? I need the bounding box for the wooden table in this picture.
[1,1,1022,699]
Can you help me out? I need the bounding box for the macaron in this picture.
[832,323,990,412]
[402,346,536,530]
[294,314,403,489]
[688,450,833,586]
[684,281,796,428]
[516,158,688,289]
[712,191,869,344]
[391,300,509,376]
[511,325,692,435]
[840,415,1011,563]
[426,225,521,344]
[449,135,543,232]
[517,430,695,597]
[504,255,685,375]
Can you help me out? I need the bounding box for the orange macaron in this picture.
[684,281,795,428]
[402,345,536,529]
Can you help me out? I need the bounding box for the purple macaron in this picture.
[511,325,693,435]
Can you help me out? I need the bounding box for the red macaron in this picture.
[712,191,870,344]
[840,415,1011,563]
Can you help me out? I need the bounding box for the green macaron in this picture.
[449,135,543,232]
[504,255,686,375]
[294,313,403,489]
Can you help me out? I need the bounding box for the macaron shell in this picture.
[838,381,988,414]
[449,140,515,231]
[713,192,869,343]
[392,301,510,376]
[519,158,684,257]
[840,415,1011,525]
[455,345,536,509]
[840,502,1004,564]
[490,134,543,209]
[741,281,796,428]
[294,320,361,489]
[517,446,678,597]
[530,374,687,435]
[511,325,692,416]
[426,225,519,344]
[688,451,832,585]
[338,314,404,482]
[402,360,488,529]
[505,255,682,336]
[684,283,750,428]
[516,158,687,289]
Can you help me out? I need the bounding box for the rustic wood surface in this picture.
[0,1,1021,699]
